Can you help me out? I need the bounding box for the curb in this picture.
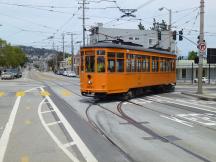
[181,92,216,101]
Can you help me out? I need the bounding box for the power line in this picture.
[0,12,55,30]
[0,2,76,15]
[136,0,158,10]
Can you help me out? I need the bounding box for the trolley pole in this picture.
[82,0,86,46]
[197,0,205,94]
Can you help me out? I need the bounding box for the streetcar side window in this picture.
[116,52,124,72]
[85,56,95,72]
[81,51,84,72]
[160,58,166,72]
[171,59,176,71]
[142,56,150,72]
[126,54,131,72]
[152,56,159,72]
[131,54,136,72]
[97,50,105,55]
[108,52,115,72]
[136,55,142,72]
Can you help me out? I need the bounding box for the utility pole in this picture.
[78,0,88,46]
[62,33,65,60]
[197,0,205,94]
[71,33,74,71]
[52,40,56,71]
[82,0,86,46]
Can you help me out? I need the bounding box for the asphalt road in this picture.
[0,69,216,162]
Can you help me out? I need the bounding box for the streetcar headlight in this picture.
[88,80,92,85]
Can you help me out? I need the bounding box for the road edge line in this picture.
[40,88,98,162]
[38,98,80,162]
[0,96,21,162]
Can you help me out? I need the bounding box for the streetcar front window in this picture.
[97,56,105,72]
[85,56,95,72]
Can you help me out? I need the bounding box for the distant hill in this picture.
[18,45,56,58]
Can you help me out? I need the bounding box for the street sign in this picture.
[198,42,206,52]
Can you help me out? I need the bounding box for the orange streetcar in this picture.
[80,42,176,99]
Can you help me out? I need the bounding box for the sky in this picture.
[0,0,215,56]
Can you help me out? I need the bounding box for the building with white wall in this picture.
[89,23,176,52]
[176,59,216,82]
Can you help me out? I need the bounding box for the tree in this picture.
[0,38,27,67]
[188,51,198,60]
[138,22,145,30]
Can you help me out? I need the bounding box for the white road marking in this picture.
[63,142,76,148]
[24,86,45,93]
[131,98,152,104]
[177,114,216,126]
[46,121,62,126]
[161,115,193,127]
[147,95,216,113]
[40,87,98,162]
[38,98,80,162]
[156,95,216,110]
[0,96,21,162]
[41,110,55,114]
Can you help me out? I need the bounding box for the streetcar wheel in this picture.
[122,90,133,100]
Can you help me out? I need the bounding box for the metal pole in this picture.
[169,9,172,30]
[62,33,65,60]
[82,0,86,46]
[197,0,204,94]
[192,62,194,84]
[209,63,210,84]
[169,9,172,52]
[71,34,74,71]
[52,40,56,71]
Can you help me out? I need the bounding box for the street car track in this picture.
[30,71,213,162]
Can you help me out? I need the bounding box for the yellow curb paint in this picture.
[61,90,71,96]
[16,91,25,97]
[21,156,29,162]
[25,120,32,125]
[0,91,5,97]
[40,91,50,96]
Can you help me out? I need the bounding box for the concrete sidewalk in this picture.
[181,91,216,101]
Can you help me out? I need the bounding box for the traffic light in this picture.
[172,31,177,40]
[194,56,199,64]
[158,31,161,40]
[179,30,183,41]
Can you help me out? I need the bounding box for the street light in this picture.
[158,7,172,30]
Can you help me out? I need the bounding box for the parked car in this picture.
[1,71,14,80]
[67,71,76,77]
[194,77,208,83]
[59,69,64,75]
[10,69,22,78]
[63,71,68,76]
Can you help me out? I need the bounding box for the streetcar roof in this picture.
[81,43,176,55]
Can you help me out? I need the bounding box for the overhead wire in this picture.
[0,2,76,15]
